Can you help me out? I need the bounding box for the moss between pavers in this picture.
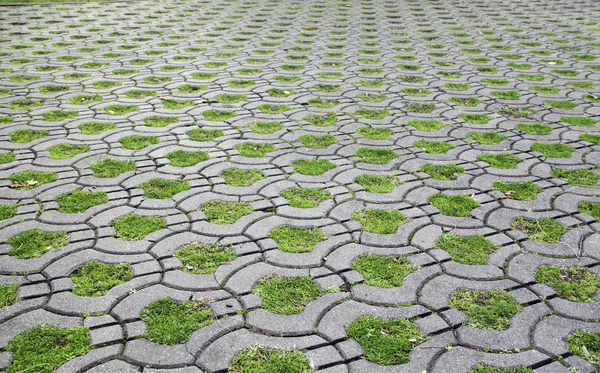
[450,289,522,331]
[493,181,541,201]
[174,242,237,274]
[436,233,497,265]
[90,159,135,178]
[347,316,426,365]
[0,284,20,309]
[429,194,480,217]
[56,190,108,213]
[0,204,18,220]
[165,150,209,167]
[352,254,416,288]
[354,148,398,164]
[70,260,133,297]
[420,164,465,180]
[8,229,69,259]
[138,178,190,199]
[5,324,90,373]
[291,159,336,175]
[281,188,331,208]
[469,365,532,373]
[535,265,600,303]
[221,168,264,187]
[230,345,313,373]
[552,168,600,187]
[253,275,322,315]
[48,144,90,159]
[141,298,213,345]
[567,330,600,370]
[202,200,253,224]
[512,217,568,243]
[269,226,327,253]
[352,208,408,234]
[579,201,600,221]
[113,214,166,241]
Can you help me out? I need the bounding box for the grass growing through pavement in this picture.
[352,209,408,234]
[407,119,444,132]
[120,135,159,150]
[42,110,78,122]
[581,134,600,145]
[552,169,600,187]
[113,214,166,240]
[143,116,178,127]
[0,204,18,220]
[420,164,465,180]
[221,168,264,187]
[79,122,116,135]
[356,127,393,140]
[560,116,597,127]
[5,324,90,373]
[9,171,57,189]
[493,181,541,200]
[535,266,600,302]
[477,153,523,168]
[512,217,568,243]
[91,159,135,178]
[0,152,15,164]
[354,148,398,164]
[230,346,313,373]
[188,129,224,141]
[449,289,522,330]
[165,150,209,167]
[8,229,69,259]
[249,121,283,134]
[138,178,190,199]
[56,190,108,213]
[70,261,133,297]
[0,284,20,309]
[567,330,600,370]
[235,143,276,157]
[257,104,290,114]
[515,123,552,135]
[203,110,236,122]
[48,144,89,159]
[298,134,337,148]
[436,233,497,265]
[429,194,480,217]
[531,143,574,158]
[269,226,327,253]
[304,113,337,127]
[141,298,213,345]
[460,113,493,124]
[466,132,507,145]
[356,108,389,120]
[202,200,253,224]
[355,175,401,193]
[413,140,454,154]
[174,242,237,274]
[10,129,48,143]
[579,202,600,220]
[470,365,532,373]
[253,276,322,314]
[347,316,426,365]
[352,254,416,287]
[291,159,337,175]
[281,188,331,208]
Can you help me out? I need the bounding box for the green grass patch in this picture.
[188,128,224,141]
[469,365,531,373]
[304,113,337,127]
[48,144,89,159]
[228,79,256,88]
[141,298,212,345]
[491,90,521,100]
[493,181,541,201]
[5,324,90,373]
[104,105,138,115]
[515,123,552,135]
[309,98,339,108]
[354,148,398,164]
[236,143,276,157]
[249,122,283,134]
[202,200,253,224]
[269,226,327,253]
[567,330,600,370]
[357,93,388,103]
[450,97,481,107]
[420,164,465,180]
[298,134,337,148]
[281,188,331,208]
[407,119,444,132]
[430,194,480,216]
[8,229,69,259]
[512,217,568,243]
[579,201,600,221]
[267,89,296,98]
[355,174,401,193]
[113,214,166,240]
[535,265,600,302]
[125,90,156,99]
[203,110,236,122]
[450,289,522,330]
[70,261,133,297]
[175,242,236,274]
[291,159,336,175]
[9,171,57,190]
[413,140,454,154]
[165,150,209,167]
[466,132,507,145]
[477,153,523,169]
[0,152,15,164]
[356,108,389,120]
[9,99,43,110]
[356,127,393,140]
[56,190,108,213]
[79,122,116,135]
[120,135,159,150]
[257,104,290,114]
[0,284,20,309]
[91,159,135,178]
[221,168,264,187]
[138,178,190,199]
[545,100,577,110]
[460,114,493,124]
[552,168,600,187]
[253,275,322,314]
[10,129,48,143]
[581,134,600,145]
[69,95,101,105]
[0,204,18,220]
[531,143,574,158]
[560,116,597,127]
[352,208,408,234]
[436,233,497,265]
[352,254,415,287]
[347,316,426,365]
[216,94,247,104]
[230,346,313,373]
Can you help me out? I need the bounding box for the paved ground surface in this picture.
[1,0,600,372]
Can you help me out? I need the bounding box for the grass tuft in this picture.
[56,190,108,213]
[429,194,480,217]
[70,261,133,297]
[535,266,600,302]
[352,254,416,288]
[567,330,600,370]
[420,164,465,180]
[253,276,322,315]
[291,159,336,175]
[281,188,331,208]
[230,346,313,373]
[221,168,264,187]
[450,289,522,330]
[175,242,237,274]
[436,233,497,265]
[352,209,408,234]
[512,217,568,243]
[493,181,541,201]
[138,178,190,199]
[8,229,69,259]
[202,200,253,224]
[113,214,166,240]
[269,226,327,253]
